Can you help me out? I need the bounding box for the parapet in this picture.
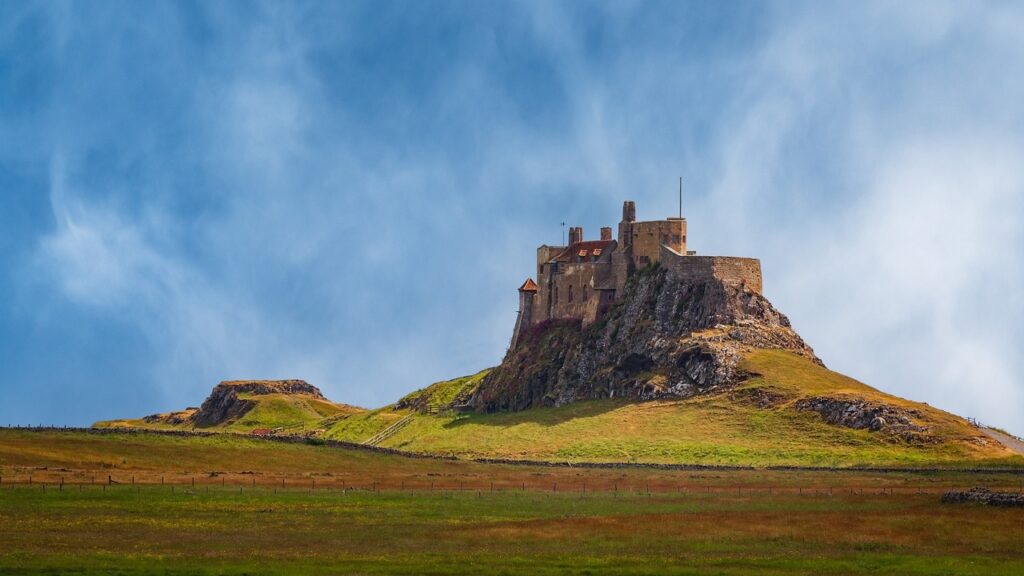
[659,246,762,294]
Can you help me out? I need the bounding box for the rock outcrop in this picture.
[470,264,818,412]
[793,397,930,442]
[191,380,323,427]
[942,487,1024,507]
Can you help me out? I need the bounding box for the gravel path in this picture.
[980,427,1024,455]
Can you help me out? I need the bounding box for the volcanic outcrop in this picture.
[191,380,324,427]
[470,264,817,412]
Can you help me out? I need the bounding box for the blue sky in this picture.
[2,1,1023,434]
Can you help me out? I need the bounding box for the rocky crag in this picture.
[140,380,326,428]
[470,263,818,412]
[190,380,324,427]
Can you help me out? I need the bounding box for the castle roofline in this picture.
[550,240,616,263]
[518,278,539,293]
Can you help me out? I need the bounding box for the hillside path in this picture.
[980,427,1024,455]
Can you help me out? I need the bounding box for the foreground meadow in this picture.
[0,430,1021,575]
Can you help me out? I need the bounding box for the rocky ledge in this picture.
[793,396,931,442]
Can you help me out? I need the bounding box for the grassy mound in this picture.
[96,392,362,433]
[323,350,1021,467]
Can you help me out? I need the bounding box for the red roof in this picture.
[518,278,539,292]
[552,240,616,262]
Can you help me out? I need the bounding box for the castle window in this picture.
[672,235,681,245]
[568,285,574,303]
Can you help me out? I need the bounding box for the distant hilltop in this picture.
[511,200,761,349]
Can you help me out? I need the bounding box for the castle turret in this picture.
[510,278,539,349]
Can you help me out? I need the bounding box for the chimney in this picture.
[622,201,636,222]
[600,227,612,241]
[569,227,583,245]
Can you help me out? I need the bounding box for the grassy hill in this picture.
[97,383,363,434]
[322,350,1021,467]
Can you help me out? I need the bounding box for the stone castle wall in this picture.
[542,261,615,324]
[658,246,762,294]
[626,219,686,267]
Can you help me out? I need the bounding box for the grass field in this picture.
[1,429,1022,575]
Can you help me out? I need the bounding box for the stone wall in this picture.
[544,261,613,324]
[658,247,762,295]
[625,219,686,267]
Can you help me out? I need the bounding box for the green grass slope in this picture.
[325,350,1022,467]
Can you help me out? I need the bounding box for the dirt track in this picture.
[981,427,1024,455]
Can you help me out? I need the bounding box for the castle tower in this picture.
[510,278,539,349]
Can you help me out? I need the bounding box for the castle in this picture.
[511,200,763,348]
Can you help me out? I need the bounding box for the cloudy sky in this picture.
[2,1,1022,434]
